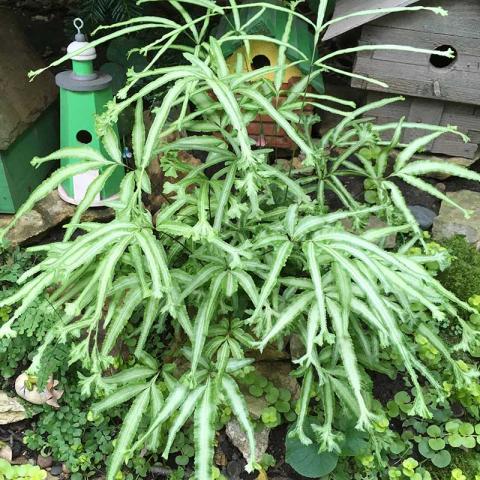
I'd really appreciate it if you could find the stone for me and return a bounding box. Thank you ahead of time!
[50,464,62,476]
[226,420,270,463]
[0,191,113,246]
[37,455,53,469]
[342,216,397,249]
[214,448,228,467]
[255,361,300,400]
[289,334,305,362]
[408,205,436,230]
[0,443,12,462]
[249,344,290,362]
[0,392,26,425]
[432,190,480,245]
[226,460,244,480]
[0,8,57,150]
[244,394,268,420]
[11,456,28,465]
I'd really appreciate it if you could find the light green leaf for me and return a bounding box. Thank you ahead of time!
[107,387,150,480]
[92,384,150,414]
[162,385,205,458]
[194,379,217,480]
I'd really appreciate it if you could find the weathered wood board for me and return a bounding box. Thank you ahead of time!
[322,0,418,41]
[351,0,480,106]
[365,91,480,158]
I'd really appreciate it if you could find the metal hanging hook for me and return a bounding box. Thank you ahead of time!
[73,18,84,35]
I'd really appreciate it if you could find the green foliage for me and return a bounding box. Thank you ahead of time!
[23,383,122,476]
[0,249,53,384]
[3,1,480,479]
[0,460,46,480]
[437,235,480,302]
[286,435,338,478]
[74,0,143,31]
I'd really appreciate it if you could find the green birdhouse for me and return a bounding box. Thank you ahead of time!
[0,8,59,214]
[55,18,124,206]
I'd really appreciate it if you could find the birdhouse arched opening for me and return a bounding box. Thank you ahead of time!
[430,45,458,69]
[76,129,93,144]
[251,54,271,70]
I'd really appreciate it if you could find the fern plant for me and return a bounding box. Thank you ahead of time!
[75,0,144,30]
[2,1,480,479]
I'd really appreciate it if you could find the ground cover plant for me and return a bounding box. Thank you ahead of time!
[2,1,480,479]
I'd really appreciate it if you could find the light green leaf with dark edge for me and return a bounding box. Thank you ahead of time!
[190,273,226,377]
[147,383,164,451]
[92,384,150,414]
[103,367,157,385]
[162,385,206,458]
[222,375,256,471]
[194,379,217,480]
[107,387,150,480]
[132,98,145,168]
[250,241,293,321]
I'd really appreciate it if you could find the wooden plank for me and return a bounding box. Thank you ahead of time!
[361,24,480,57]
[352,55,480,105]
[362,25,480,57]
[468,131,480,144]
[371,0,480,39]
[322,0,418,40]
[403,98,444,146]
[360,26,480,74]
[430,139,478,158]
[366,92,480,158]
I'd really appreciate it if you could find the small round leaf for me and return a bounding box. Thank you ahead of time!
[431,450,451,468]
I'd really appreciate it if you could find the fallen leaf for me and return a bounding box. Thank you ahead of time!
[15,373,63,408]
[257,469,268,480]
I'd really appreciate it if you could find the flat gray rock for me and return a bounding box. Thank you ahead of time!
[0,191,113,246]
[226,420,270,463]
[0,392,26,425]
[409,205,436,230]
[0,8,57,150]
[432,190,480,245]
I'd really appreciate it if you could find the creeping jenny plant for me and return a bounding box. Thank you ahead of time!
[2,1,480,479]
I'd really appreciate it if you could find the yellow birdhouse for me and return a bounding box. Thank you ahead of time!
[215,3,324,149]
[226,40,303,85]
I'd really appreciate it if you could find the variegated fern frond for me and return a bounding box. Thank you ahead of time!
[3,2,480,480]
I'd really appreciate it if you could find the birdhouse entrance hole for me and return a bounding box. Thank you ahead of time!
[251,54,271,70]
[76,130,93,144]
[430,45,457,69]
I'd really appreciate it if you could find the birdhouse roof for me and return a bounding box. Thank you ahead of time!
[322,0,419,41]
[0,8,57,151]
[214,3,324,92]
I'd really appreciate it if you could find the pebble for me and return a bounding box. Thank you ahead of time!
[408,205,437,230]
[436,182,447,192]
[37,455,53,469]
[226,460,244,479]
[50,464,62,476]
